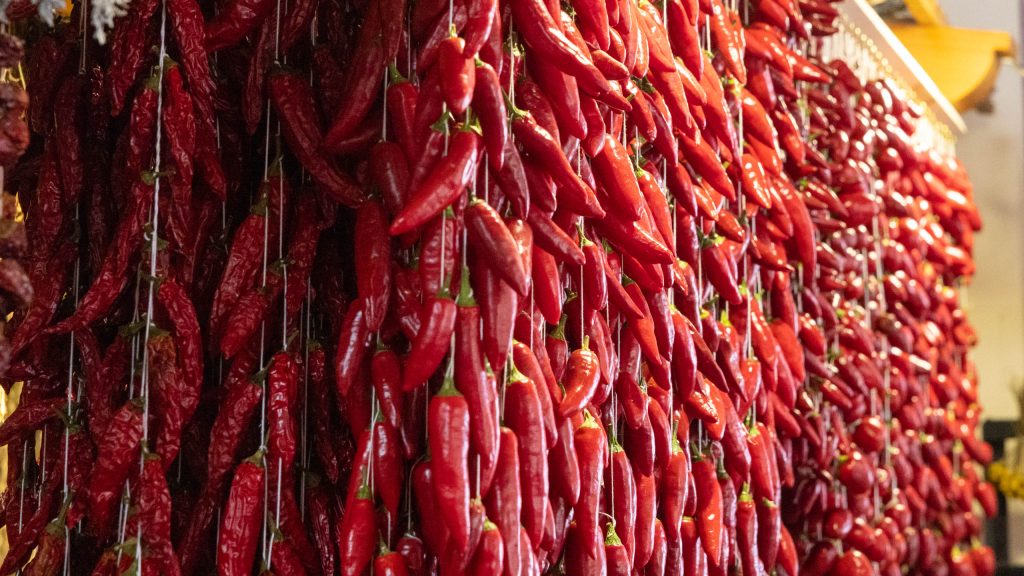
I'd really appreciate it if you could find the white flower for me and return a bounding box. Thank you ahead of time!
[90,0,133,44]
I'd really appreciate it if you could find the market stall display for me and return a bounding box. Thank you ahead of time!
[0,0,996,574]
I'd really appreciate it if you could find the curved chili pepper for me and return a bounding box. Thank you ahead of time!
[86,399,143,537]
[510,343,557,448]
[335,298,372,397]
[472,62,508,170]
[511,113,605,218]
[391,130,481,235]
[466,199,530,296]
[599,212,674,264]
[0,397,63,447]
[402,289,457,390]
[323,0,406,148]
[591,133,645,220]
[269,69,364,206]
[526,209,586,265]
[206,377,263,495]
[355,199,393,331]
[531,57,587,142]
[22,515,65,575]
[509,0,624,107]
[203,0,273,51]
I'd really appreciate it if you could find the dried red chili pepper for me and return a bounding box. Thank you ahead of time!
[335,298,372,398]
[206,371,264,492]
[107,0,159,114]
[439,36,476,115]
[217,451,265,575]
[85,399,143,537]
[269,69,365,206]
[22,513,65,575]
[324,0,406,148]
[354,199,393,331]
[267,352,298,475]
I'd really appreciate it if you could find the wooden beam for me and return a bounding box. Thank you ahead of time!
[889,24,1015,111]
[904,0,947,25]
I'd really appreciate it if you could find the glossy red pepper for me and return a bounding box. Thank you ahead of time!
[402,291,458,390]
[391,130,481,235]
[428,374,472,553]
[484,428,523,575]
[505,368,549,546]
[338,482,378,576]
[440,36,476,114]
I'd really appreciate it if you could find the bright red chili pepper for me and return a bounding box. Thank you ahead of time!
[466,198,530,296]
[472,62,508,170]
[484,428,522,575]
[510,0,625,108]
[390,130,481,235]
[440,36,476,115]
[693,450,723,562]
[505,367,549,546]
[402,291,457,391]
[558,336,602,418]
[428,374,472,553]
[609,439,638,566]
[338,482,378,576]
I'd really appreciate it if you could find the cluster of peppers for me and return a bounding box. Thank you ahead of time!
[0,0,997,574]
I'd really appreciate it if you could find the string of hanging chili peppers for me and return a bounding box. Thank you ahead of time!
[0,0,998,575]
